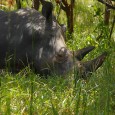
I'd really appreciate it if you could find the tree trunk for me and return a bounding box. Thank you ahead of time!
[70,0,74,33]
[16,0,21,9]
[104,5,110,25]
[55,0,74,34]
[66,5,73,34]
[32,0,40,10]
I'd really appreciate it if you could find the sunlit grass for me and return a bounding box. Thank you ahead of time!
[0,53,115,114]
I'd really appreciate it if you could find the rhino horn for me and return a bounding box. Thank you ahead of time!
[81,52,107,78]
[75,46,95,61]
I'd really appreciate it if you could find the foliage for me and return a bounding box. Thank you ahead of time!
[0,0,115,114]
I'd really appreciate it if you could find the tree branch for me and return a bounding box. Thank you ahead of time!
[98,0,115,10]
[60,4,66,11]
[62,0,69,7]
[55,0,68,11]
[109,15,115,39]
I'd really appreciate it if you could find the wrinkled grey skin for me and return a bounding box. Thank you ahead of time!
[0,2,107,78]
[0,7,73,75]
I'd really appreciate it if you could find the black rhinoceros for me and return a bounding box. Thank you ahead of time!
[0,1,107,78]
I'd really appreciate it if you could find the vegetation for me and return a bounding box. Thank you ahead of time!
[0,0,115,114]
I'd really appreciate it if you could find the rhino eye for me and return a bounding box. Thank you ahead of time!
[55,47,69,63]
[56,52,65,60]
[56,55,67,63]
[57,53,63,58]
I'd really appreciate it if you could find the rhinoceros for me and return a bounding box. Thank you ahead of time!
[0,1,107,78]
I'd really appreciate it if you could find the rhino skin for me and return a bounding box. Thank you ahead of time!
[0,1,107,78]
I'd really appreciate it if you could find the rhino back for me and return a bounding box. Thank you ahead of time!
[0,9,46,56]
[0,9,47,67]
[0,8,46,46]
[0,8,67,73]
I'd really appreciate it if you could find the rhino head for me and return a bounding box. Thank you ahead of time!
[51,45,107,78]
[38,1,107,78]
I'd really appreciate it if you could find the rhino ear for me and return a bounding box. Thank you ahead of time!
[81,52,107,78]
[75,46,95,61]
[42,1,53,21]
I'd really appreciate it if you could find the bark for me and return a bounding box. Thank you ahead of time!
[55,0,75,34]
[16,0,21,9]
[98,0,115,25]
[98,0,115,10]
[104,5,110,25]
[32,0,40,10]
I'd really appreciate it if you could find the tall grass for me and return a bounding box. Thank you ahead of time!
[0,0,115,114]
[1,60,115,114]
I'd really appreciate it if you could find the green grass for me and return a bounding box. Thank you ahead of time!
[0,0,115,114]
[0,57,115,114]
